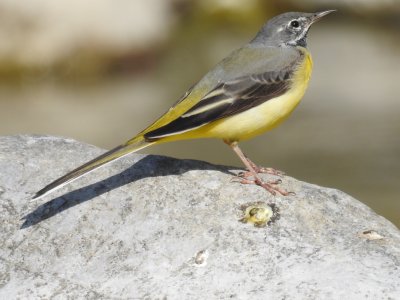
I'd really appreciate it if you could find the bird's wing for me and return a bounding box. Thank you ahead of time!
[132,46,295,139]
[144,67,294,140]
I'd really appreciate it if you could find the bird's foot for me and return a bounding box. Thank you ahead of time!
[238,167,284,178]
[244,158,285,177]
[226,141,290,196]
[233,176,293,196]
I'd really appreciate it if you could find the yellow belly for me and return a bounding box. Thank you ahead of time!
[161,48,313,143]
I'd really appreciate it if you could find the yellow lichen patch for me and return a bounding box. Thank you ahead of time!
[239,202,279,227]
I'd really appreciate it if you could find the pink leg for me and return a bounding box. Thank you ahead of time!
[237,153,285,178]
[244,155,285,176]
[226,141,291,196]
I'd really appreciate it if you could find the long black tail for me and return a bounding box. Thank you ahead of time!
[32,136,152,199]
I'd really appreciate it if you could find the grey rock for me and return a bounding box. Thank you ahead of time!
[0,135,399,299]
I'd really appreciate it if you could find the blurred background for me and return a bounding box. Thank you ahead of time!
[0,0,398,227]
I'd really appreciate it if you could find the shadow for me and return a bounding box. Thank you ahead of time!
[21,155,234,229]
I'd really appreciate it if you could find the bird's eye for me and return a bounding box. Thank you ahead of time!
[290,20,300,28]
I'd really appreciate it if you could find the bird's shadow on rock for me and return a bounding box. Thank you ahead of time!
[21,155,235,229]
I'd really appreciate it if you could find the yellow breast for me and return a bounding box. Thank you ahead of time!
[203,48,313,141]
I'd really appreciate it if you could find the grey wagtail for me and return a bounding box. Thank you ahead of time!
[33,10,335,199]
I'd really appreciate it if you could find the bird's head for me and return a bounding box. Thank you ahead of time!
[253,10,335,47]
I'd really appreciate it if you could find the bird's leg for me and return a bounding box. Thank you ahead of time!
[241,153,285,177]
[226,141,290,196]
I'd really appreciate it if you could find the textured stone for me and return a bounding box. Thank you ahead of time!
[0,135,399,299]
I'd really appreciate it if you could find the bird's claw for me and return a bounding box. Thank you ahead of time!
[255,179,291,196]
[238,168,285,178]
[234,176,291,196]
[257,167,285,177]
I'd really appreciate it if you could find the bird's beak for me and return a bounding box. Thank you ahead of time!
[310,10,336,24]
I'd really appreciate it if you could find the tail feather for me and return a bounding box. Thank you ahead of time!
[32,136,152,200]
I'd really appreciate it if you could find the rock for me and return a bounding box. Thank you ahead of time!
[0,135,399,299]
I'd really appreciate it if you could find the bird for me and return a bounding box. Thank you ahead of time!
[33,10,335,200]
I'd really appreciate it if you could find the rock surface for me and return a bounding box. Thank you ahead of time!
[0,135,399,299]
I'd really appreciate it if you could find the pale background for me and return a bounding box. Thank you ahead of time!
[0,0,398,227]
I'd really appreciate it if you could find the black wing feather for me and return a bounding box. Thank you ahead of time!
[145,69,293,141]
